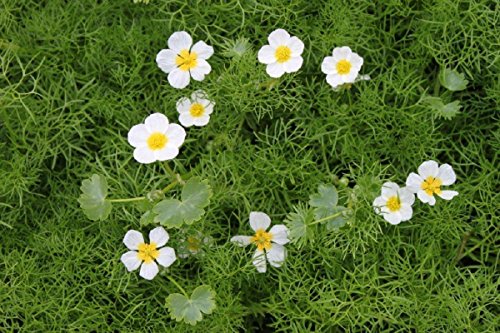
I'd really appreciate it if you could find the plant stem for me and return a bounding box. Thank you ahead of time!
[310,211,344,225]
[163,162,177,179]
[161,179,179,193]
[166,275,188,297]
[108,196,145,203]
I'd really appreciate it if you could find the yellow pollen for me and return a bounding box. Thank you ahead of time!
[175,49,198,71]
[421,176,442,196]
[189,103,205,117]
[147,132,168,150]
[251,228,273,251]
[336,59,352,75]
[275,45,292,63]
[187,236,201,252]
[137,242,159,264]
[386,196,401,212]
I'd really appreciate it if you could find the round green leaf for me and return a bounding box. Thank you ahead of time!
[77,174,112,221]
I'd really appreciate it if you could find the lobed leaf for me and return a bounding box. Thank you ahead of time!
[309,184,338,208]
[77,174,112,221]
[439,68,468,91]
[166,285,216,326]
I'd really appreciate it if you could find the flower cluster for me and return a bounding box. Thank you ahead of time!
[373,160,459,224]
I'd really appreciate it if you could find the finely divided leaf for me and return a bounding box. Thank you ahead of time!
[285,204,315,248]
[166,285,216,326]
[439,68,468,91]
[154,177,212,228]
[78,174,112,221]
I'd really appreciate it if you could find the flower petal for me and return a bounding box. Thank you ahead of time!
[341,70,358,83]
[123,230,144,250]
[179,113,195,127]
[332,46,352,60]
[266,62,285,78]
[406,173,423,193]
[417,190,436,206]
[127,124,149,148]
[203,102,214,115]
[165,123,186,147]
[437,164,456,186]
[286,36,304,56]
[121,251,142,271]
[321,56,337,75]
[381,182,400,199]
[437,190,459,200]
[252,249,267,273]
[156,247,176,268]
[149,227,169,247]
[269,224,289,245]
[133,147,156,164]
[399,204,413,221]
[190,59,211,81]
[399,187,415,205]
[139,261,159,280]
[268,29,290,48]
[191,40,214,59]
[326,74,343,88]
[383,211,402,225]
[154,146,179,161]
[283,56,303,73]
[192,114,210,127]
[168,68,190,89]
[156,49,177,73]
[258,45,276,64]
[266,243,286,268]
[249,212,271,232]
[230,235,252,247]
[167,31,192,53]
[418,160,439,178]
[191,89,207,100]
[348,53,364,70]
[373,196,386,214]
[176,97,191,114]
[145,113,169,133]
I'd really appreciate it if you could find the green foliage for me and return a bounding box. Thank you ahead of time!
[309,184,349,230]
[284,204,315,248]
[77,174,112,221]
[439,68,469,91]
[166,285,216,326]
[154,177,212,228]
[424,96,462,120]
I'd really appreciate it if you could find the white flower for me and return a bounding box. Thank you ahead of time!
[373,182,415,225]
[406,160,458,206]
[230,212,289,273]
[257,29,304,78]
[156,31,214,89]
[127,113,186,164]
[120,227,176,280]
[176,90,215,127]
[321,46,364,88]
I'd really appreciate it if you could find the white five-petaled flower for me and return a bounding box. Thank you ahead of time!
[230,212,289,273]
[120,227,176,280]
[321,46,364,89]
[406,160,458,206]
[176,90,215,127]
[156,31,214,89]
[257,29,304,78]
[373,182,415,225]
[127,113,186,164]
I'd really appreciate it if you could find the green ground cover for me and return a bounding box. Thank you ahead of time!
[0,0,498,331]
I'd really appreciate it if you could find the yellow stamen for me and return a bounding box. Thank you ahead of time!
[275,45,292,63]
[336,59,352,75]
[421,176,442,196]
[386,196,401,212]
[187,236,201,252]
[175,49,198,71]
[137,242,159,264]
[189,103,205,117]
[251,228,273,251]
[147,132,168,150]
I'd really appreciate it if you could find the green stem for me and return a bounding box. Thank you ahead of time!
[108,196,145,203]
[166,275,188,297]
[310,211,344,225]
[163,162,177,179]
[161,179,179,193]
[433,74,441,96]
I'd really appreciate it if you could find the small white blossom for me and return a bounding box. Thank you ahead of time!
[257,29,304,78]
[321,46,364,89]
[176,90,215,127]
[373,182,415,225]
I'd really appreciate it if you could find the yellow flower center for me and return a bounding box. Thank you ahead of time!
[175,49,198,71]
[189,103,205,117]
[251,228,273,251]
[187,236,201,252]
[386,196,401,212]
[147,132,168,150]
[421,176,442,196]
[137,242,159,264]
[336,59,352,75]
[275,45,292,63]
